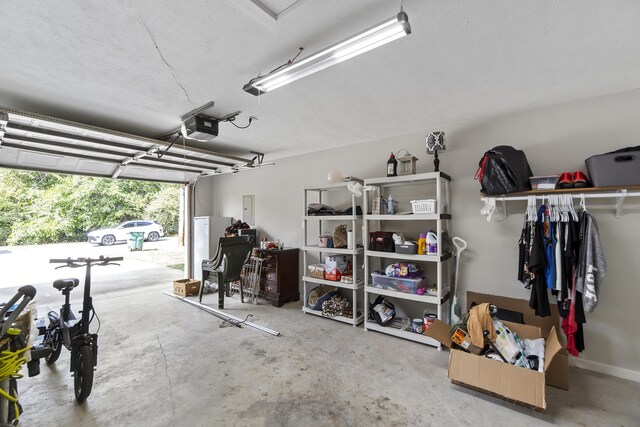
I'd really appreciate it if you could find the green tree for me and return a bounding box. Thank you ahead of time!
[0,170,180,246]
[144,185,180,235]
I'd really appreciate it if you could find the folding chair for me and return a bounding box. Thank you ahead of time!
[240,256,264,304]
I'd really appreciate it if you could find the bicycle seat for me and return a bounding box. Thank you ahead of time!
[53,278,80,291]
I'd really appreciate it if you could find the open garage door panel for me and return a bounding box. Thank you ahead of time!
[0,106,256,183]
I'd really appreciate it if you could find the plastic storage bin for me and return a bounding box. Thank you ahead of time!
[529,175,560,190]
[410,199,436,214]
[585,150,640,187]
[396,242,418,254]
[370,272,427,294]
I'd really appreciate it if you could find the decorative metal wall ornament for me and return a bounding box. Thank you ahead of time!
[426,131,446,172]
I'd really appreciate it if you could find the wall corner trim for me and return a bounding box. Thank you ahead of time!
[569,357,640,383]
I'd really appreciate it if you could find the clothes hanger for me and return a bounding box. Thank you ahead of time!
[580,193,587,212]
[526,195,534,221]
[559,194,567,223]
[549,194,557,222]
[568,194,579,221]
[561,194,569,222]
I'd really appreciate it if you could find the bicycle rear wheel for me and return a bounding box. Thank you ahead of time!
[44,329,62,364]
[74,345,94,403]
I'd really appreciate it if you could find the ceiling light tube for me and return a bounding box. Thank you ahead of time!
[244,11,411,95]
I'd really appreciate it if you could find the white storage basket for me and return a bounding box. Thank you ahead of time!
[410,199,436,214]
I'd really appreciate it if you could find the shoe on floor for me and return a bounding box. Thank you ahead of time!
[573,171,589,188]
[558,172,573,189]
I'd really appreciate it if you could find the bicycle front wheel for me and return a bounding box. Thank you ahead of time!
[74,345,94,403]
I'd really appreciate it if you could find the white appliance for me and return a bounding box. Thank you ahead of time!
[193,216,232,283]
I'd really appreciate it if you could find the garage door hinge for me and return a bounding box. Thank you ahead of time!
[0,112,8,144]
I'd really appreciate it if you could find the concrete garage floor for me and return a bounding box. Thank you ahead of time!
[15,283,640,426]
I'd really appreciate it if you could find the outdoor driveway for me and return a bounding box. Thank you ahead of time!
[0,237,185,306]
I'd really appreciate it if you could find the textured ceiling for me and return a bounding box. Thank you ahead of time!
[2,0,640,164]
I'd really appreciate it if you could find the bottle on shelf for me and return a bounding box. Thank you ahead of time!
[426,231,437,253]
[387,152,397,177]
[417,233,427,255]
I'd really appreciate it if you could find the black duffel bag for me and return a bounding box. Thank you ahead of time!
[474,146,533,195]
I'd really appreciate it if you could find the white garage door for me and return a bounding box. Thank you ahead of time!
[0,106,256,183]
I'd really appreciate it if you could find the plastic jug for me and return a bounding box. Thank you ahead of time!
[426,231,437,254]
[417,233,427,255]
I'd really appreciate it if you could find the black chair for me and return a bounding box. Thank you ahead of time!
[199,236,254,309]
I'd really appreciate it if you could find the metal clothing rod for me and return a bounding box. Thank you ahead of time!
[163,291,280,336]
[481,190,640,202]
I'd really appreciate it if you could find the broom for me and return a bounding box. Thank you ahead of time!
[451,237,467,325]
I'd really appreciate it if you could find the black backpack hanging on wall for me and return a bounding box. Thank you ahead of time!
[474,146,533,195]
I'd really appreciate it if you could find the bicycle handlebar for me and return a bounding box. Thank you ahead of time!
[49,256,124,266]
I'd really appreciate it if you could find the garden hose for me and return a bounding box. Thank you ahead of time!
[0,346,29,402]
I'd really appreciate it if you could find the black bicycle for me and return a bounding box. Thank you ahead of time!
[41,256,122,403]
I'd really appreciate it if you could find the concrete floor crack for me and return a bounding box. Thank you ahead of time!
[156,334,176,420]
[127,0,194,105]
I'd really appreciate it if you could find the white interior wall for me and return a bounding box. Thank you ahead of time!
[197,88,640,375]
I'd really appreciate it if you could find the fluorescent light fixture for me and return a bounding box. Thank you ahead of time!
[243,11,411,95]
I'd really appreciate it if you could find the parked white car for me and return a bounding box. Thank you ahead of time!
[87,220,164,246]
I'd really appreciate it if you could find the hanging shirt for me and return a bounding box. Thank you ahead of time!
[560,219,578,302]
[555,222,563,297]
[542,206,557,289]
[518,220,533,287]
[529,206,551,317]
[576,211,606,312]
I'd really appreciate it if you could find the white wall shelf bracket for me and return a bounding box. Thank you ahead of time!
[615,189,627,219]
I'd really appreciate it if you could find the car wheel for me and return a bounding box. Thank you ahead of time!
[147,231,160,242]
[101,234,116,246]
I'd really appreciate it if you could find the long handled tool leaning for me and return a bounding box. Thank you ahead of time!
[451,237,467,325]
[163,292,280,336]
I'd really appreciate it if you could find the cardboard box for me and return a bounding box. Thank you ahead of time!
[425,292,569,411]
[173,279,200,296]
[427,318,562,411]
[467,291,569,390]
[324,255,352,281]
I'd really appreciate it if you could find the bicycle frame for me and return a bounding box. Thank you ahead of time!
[57,260,95,352]
[44,256,122,403]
